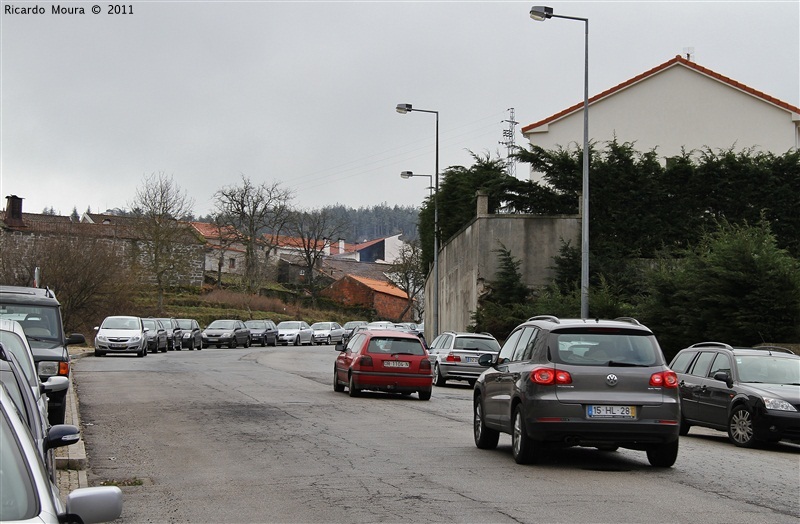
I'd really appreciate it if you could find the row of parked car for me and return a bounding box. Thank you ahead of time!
[329,315,800,468]
[0,315,123,523]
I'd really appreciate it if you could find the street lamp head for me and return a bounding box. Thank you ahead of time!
[395,103,412,114]
[530,5,553,21]
[400,171,413,179]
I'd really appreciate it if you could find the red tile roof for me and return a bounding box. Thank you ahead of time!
[349,275,408,300]
[189,221,239,241]
[521,55,800,134]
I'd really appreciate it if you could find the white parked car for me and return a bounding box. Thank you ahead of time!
[94,316,148,357]
[310,322,345,345]
[276,321,313,346]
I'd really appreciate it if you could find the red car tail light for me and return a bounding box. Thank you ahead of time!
[650,370,678,388]
[359,355,373,367]
[445,353,461,362]
[530,367,572,385]
[419,359,431,370]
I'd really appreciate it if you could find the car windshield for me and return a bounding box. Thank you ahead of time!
[0,331,37,388]
[311,323,330,330]
[344,322,365,329]
[278,322,300,329]
[176,320,193,329]
[366,337,425,355]
[156,319,173,328]
[102,317,139,330]
[244,321,264,329]
[208,320,235,329]
[142,320,158,330]
[454,337,500,352]
[0,305,61,343]
[551,331,660,366]
[736,355,800,384]
[0,410,38,521]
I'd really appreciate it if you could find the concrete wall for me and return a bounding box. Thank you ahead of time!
[423,207,580,339]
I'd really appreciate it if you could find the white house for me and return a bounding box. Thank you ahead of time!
[522,55,800,182]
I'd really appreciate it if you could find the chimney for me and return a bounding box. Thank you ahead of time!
[338,238,345,254]
[323,237,331,256]
[4,195,25,227]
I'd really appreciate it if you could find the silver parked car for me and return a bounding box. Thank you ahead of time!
[311,322,345,345]
[427,331,501,387]
[94,316,148,357]
[473,316,681,467]
[276,321,313,346]
[0,385,123,524]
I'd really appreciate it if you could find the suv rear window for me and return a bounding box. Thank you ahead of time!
[550,330,660,366]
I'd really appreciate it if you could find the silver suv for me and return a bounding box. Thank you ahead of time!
[473,316,681,467]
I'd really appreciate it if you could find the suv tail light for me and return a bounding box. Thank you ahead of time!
[530,367,572,385]
[650,370,678,388]
[445,353,461,362]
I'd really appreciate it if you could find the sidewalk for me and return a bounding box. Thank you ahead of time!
[55,347,92,501]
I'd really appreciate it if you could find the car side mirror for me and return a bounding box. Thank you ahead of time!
[478,353,495,367]
[41,375,69,394]
[45,424,81,451]
[713,371,733,388]
[334,343,345,352]
[67,333,86,345]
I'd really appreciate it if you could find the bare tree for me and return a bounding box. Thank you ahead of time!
[286,208,348,306]
[209,211,240,288]
[386,240,426,321]
[130,172,196,312]
[213,176,293,292]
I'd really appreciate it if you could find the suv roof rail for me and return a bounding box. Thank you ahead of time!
[527,315,560,324]
[752,345,794,354]
[613,317,643,326]
[688,341,733,349]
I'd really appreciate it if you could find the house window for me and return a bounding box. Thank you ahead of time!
[228,258,236,269]
[299,269,305,276]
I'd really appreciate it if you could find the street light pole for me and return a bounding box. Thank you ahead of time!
[400,171,434,198]
[530,6,590,319]
[396,104,439,338]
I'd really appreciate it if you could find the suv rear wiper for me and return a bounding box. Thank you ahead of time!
[606,361,648,367]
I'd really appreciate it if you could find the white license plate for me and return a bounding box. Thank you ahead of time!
[465,357,478,363]
[384,361,410,368]
[111,343,127,349]
[587,405,636,419]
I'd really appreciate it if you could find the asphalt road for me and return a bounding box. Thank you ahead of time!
[73,344,800,523]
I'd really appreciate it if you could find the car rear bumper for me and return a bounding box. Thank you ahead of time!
[438,362,483,380]
[352,370,433,392]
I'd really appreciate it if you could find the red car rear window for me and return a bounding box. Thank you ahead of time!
[367,338,425,356]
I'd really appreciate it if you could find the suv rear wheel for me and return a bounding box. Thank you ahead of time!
[512,405,542,464]
[646,439,679,467]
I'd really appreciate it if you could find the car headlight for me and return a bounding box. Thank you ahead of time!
[96,335,108,343]
[38,361,59,377]
[764,398,797,412]
[223,332,232,337]
[130,335,142,343]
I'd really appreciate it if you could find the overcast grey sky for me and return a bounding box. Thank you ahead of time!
[1,1,798,218]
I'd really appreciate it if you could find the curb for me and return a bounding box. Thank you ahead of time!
[55,348,91,493]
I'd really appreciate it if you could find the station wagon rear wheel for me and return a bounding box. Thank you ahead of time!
[474,397,499,450]
[433,364,446,387]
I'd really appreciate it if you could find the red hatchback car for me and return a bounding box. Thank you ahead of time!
[334,330,433,400]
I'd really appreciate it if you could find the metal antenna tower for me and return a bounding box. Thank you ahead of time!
[499,107,518,177]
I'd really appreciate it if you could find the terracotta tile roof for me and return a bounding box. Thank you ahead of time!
[319,258,393,281]
[349,275,408,300]
[266,234,356,254]
[189,221,239,241]
[521,55,800,134]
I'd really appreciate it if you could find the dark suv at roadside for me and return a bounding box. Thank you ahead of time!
[0,285,86,425]
[670,342,800,448]
[473,316,680,467]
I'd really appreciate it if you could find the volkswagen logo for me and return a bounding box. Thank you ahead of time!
[606,374,619,386]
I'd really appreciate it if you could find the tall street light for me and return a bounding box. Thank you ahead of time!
[400,171,433,197]
[530,5,590,319]
[396,103,439,337]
